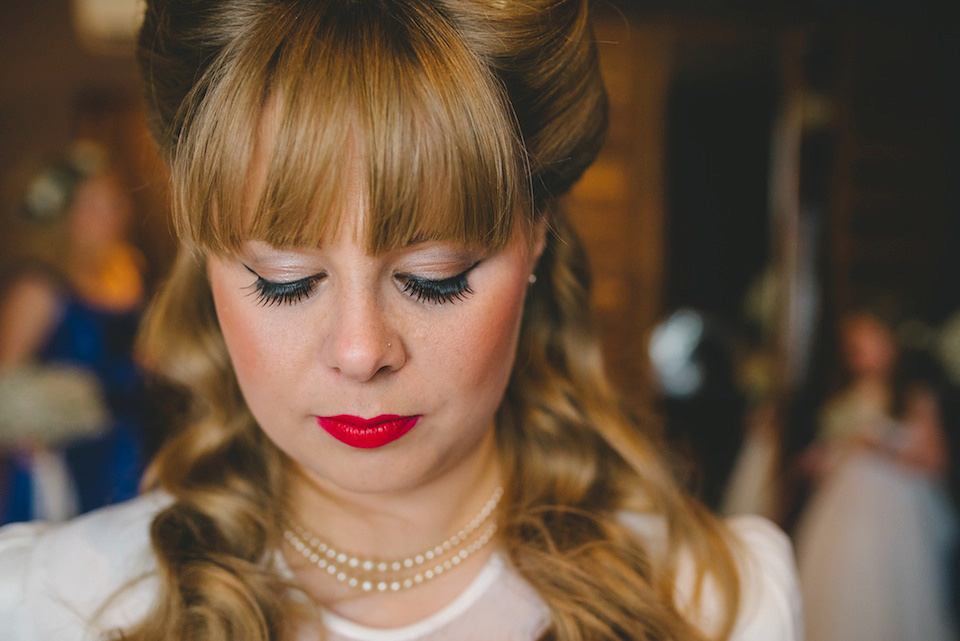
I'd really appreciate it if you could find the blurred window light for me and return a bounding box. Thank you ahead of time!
[648,309,705,398]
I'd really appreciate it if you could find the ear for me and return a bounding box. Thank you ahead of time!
[529,218,548,263]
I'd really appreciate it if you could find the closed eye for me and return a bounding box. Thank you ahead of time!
[395,261,481,305]
[243,265,325,306]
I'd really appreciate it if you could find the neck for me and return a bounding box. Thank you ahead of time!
[281,433,506,625]
[285,438,502,562]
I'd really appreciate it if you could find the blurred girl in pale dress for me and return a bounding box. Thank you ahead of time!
[795,312,957,641]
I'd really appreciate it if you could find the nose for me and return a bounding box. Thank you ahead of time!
[322,289,405,382]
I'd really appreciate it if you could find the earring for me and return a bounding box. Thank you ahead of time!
[528,273,537,285]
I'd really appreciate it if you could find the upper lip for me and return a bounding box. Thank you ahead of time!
[319,414,415,429]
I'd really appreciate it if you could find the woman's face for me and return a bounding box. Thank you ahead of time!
[207,195,541,497]
[67,174,131,255]
[841,314,896,378]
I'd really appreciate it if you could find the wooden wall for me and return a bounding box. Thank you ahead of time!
[568,16,671,409]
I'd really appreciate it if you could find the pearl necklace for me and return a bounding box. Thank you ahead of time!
[284,486,503,593]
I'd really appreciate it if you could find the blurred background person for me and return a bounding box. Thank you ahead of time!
[0,141,148,524]
[793,310,958,641]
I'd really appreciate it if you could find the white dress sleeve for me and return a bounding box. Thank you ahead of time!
[622,511,803,640]
[725,515,804,641]
[0,493,167,641]
[0,521,52,640]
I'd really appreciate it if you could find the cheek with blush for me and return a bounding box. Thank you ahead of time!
[449,273,529,402]
[207,260,303,423]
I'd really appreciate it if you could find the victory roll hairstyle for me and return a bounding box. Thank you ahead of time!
[132,1,740,639]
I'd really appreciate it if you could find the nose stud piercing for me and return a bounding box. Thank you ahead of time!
[387,342,392,347]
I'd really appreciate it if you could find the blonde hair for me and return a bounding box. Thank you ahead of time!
[132,1,740,639]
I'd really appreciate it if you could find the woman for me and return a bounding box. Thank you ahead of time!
[0,141,146,523]
[795,312,957,641]
[0,1,801,639]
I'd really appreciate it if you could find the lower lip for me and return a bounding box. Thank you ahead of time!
[315,414,421,449]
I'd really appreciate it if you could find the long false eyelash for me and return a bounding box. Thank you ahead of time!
[400,275,474,304]
[243,266,324,307]
[242,261,481,307]
[398,262,480,305]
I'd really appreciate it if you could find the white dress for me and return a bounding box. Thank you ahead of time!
[795,451,957,641]
[795,382,958,641]
[0,492,802,640]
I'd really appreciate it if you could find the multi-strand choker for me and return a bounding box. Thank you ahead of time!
[284,486,503,593]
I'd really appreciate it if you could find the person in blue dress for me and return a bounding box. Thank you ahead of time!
[0,141,147,523]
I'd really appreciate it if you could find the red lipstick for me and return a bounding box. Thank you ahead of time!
[316,414,420,448]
